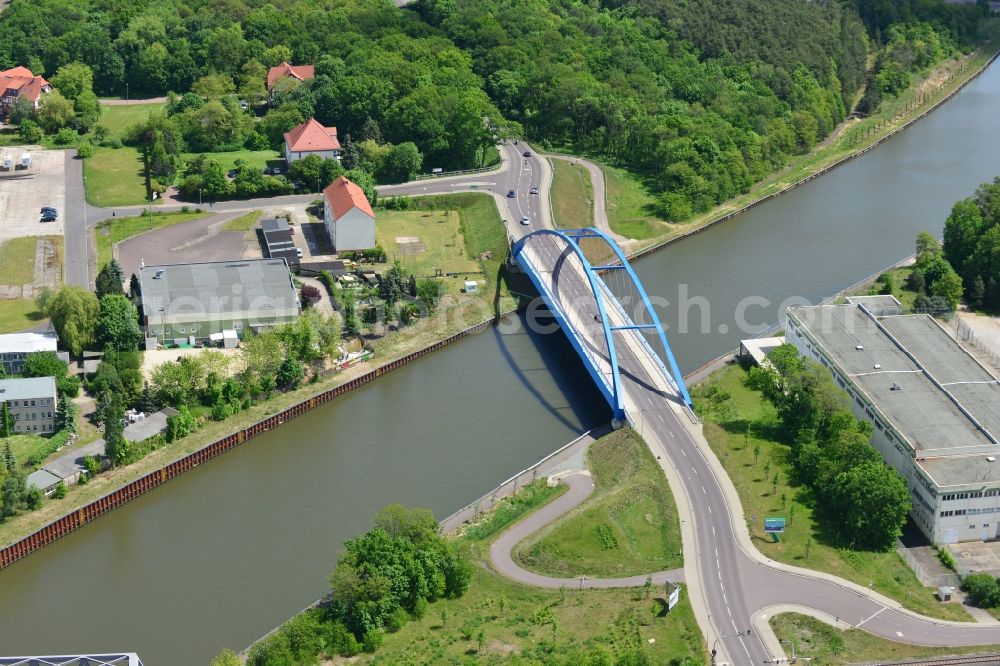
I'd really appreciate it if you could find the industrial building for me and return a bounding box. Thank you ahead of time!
[0,376,58,434]
[786,303,1000,544]
[0,331,66,374]
[138,259,300,345]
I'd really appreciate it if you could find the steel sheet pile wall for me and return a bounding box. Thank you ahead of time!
[0,315,504,571]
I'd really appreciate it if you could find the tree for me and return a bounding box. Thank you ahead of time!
[77,140,95,159]
[276,356,304,388]
[97,294,143,351]
[826,461,910,550]
[95,259,125,299]
[191,73,236,99]
[99,391,129,468]
[3,442,15,472]
[1,473,24,519]
[0,402,13,438]
[380,142,423,183]
[19,119,43,143]
[37,90,76,133]
[378,261,408,309]
[930,267,963,310]
[415,279,444,313]
[55,399,78,433]
[22,352,79,399]
[964,573,1000,608]
[40,286,99,355]
[50,62,94,102]
[915,231,942,268]
[165,406,198,443]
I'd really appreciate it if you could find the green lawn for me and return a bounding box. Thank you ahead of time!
[83,146,147,207]
[375,208,482,292]
[0,236,63,287]
[94,211,209,268]
[515,429,683,578]
[97,101,166,135]
[0,300,45,333]
[181,149,280,174]
[3,433,59,468]
[550,159,593,230]
[771,613,1000,664]
[601,164,671,240]
[693,365,970,622]
[222,210,261,232]
[842,266,922,311]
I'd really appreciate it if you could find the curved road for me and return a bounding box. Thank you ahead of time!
[64,137,1000,663]
[489,471,685,589]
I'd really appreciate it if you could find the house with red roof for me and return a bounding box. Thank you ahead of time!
[0,66,51,119]
[267,62,314,99]
[324,176,376,251]
[283,118,341,163]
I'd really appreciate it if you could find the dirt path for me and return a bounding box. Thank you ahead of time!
[488,471,685,589]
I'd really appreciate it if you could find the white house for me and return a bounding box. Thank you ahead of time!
[323,176,375,252]
[283,118,340,163]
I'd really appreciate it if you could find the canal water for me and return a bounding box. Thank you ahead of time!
[1,60,1000,664]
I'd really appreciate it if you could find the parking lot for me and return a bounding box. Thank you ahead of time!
[0,147,66,244]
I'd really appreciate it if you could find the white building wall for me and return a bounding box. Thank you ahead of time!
[285,147,339,163]
[324,202,375,251]
[785,316,1000,545]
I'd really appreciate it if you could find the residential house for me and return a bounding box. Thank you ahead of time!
[323,176,375,252]
[0,66,51,119]
[0,331,67,375]
[0,376,58,435]
[267,62,314,100]
[137,258,301,344]
[284,118,341,163]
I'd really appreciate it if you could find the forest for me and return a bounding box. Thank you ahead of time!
[0,0,995,216]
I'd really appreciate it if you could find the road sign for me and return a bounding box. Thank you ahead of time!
[764,517,786,534]
[665,581,681,611]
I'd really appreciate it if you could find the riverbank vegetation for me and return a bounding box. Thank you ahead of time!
[944,176,1000,312]
[231,431,703,664]
[693,363,970,622]
[515,428,683,578]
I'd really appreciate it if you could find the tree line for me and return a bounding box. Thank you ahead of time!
[746,344,911,551]
[943,176,1000,310]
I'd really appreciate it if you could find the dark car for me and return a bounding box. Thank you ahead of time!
[227,169,238,179]
[40,213,57,222]
[40,206,57,216]
[522,151,532,158]
[506,190,516,198]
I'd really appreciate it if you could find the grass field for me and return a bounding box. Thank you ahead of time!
[375,208,481,292]
[693,364,971,622]
[181,149,280,174]
[841,265,922,310]
[95,211,209,268]
[515,429,683,578]
[550,159,593,230]
[0,235,63,287]
[83,146,147,207]
[0,235,63,333]
[601,164,671,240]
[222,210,261,232]
[772,613,1000,664]
[98,102,166,135]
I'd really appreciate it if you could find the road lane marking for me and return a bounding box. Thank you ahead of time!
[701,485,707,494]
[855,607,886,628]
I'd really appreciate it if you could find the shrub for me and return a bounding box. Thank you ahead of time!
[52,482,66,499]
[938,546,957,572]
[323,621,360,657]
[362,627,384,653]
[83,455,101,476]
[54,127,78,145]
[385,606,410,633]
[964,573,1000,608]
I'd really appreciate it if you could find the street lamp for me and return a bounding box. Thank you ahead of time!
[125,82,129,102]
[712,629,751,665]
[198,188,202,206]
[776,638,811,664]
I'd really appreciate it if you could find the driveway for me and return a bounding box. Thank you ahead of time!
[115,212,261,278]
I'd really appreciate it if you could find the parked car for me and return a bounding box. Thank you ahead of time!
[529,187,539,195]
[295,247,303,258]
[506,189,516,198]
[238,100,249,111]
[512,139,519,144]
[40,206,57,216]
[520,216,530,225]
[40,213,56,222]
[522,151,532,158]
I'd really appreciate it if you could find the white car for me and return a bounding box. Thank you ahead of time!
[520,216,530,225]
[296,247,303,258]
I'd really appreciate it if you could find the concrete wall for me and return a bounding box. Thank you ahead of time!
[786,316,1000,545]
[324,205,375,251]
[144,311,299,344]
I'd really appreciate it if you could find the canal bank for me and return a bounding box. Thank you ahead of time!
[5,46,1000,666]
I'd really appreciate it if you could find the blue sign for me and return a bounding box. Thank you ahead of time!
[764,517,786,534]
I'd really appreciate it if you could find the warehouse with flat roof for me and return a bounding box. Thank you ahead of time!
[786,303,1000,544]
[138,259,300,345]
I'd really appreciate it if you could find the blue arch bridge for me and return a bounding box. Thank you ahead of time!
[511,228,692,425]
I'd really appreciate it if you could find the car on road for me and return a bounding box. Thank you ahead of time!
[593,313,602,324]
[529,187,539,195]
[506,189,516,198]
[520,216,530,225]
[522,151,532,158]
[296,247,303,258]
[512,139,519,144]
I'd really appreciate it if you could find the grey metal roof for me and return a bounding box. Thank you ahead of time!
[0,332,58,354]
[44,439,105,479]
[26,469,61,491]
[261,217,289,234]
[139,259,299,316]
[0,376,56,401]
[788,304,1000,488]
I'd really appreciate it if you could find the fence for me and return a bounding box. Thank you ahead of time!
[895,540,962,589]
[413,164,500,181]
[954,316,1000,370]
[0,311,516,571]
